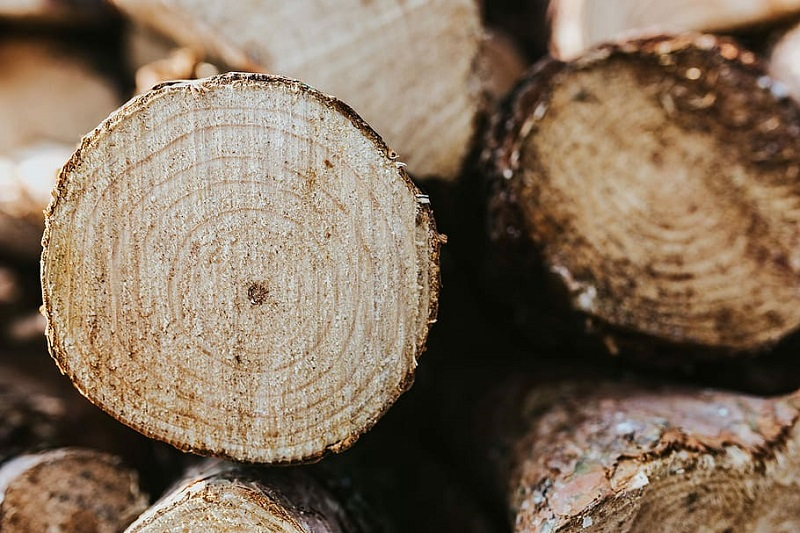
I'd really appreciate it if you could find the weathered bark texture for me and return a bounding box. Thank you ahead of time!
[42,72,442,463]
[484,33,800,356]
[0,38,120,259]
[126,461,363,532]
[769,21,800,103]
[0,448,148,532]
[109,0,486,180]
[549,0,800,60]
[468,378,800,532]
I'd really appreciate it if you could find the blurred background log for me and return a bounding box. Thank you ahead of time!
[0,448,148,532]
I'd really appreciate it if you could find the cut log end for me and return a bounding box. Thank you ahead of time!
[487,34,800,352]
[0,448,148,533]
[127,463,356,532]
[42,72,442,463]
[503,382,800,532]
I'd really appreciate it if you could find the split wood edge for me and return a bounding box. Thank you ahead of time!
[41,72,443,464]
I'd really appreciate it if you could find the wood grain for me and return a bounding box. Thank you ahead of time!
[485,34,800,354]
[42,73,442,463]
[109,0,486,180]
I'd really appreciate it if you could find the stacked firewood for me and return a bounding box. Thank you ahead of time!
[4,1,800,531]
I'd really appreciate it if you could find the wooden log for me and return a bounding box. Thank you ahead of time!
[42,72,443,464]
[108,0,486,181]
[0,448,148,532]
[126,460,365,532]
[458,376,800,532]
[0,142,74,259]
[769,21,800,103]
[483,33,800,356]
[0,38,120,152]
[549,0,800,60]
[0,38,121,260]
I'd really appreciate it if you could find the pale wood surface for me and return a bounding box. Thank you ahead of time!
[0,448,148,532]
[769,22,800,103]
[42,73,442,463]
[127,461,359,532]
[110,0,485,180]
[550,0,800,60]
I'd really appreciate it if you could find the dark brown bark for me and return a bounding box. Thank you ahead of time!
[455,374,800,532]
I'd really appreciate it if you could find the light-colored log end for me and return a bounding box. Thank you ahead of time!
[126,462,356,532]
[42,72,442,463]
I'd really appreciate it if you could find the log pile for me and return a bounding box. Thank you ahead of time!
[5,1,800,531]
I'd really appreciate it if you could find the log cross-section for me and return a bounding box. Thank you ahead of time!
[485,33,800,354]
[41,72,442,464]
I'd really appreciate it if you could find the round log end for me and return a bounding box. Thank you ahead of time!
[0,448,148,532]
[42,72,442,463]
[487,33,800,353]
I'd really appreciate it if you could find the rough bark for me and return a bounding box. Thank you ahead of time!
[484,33,800,356]
[0,38,120,259]
[0,448,148,532]
[108,0,486,180]
[42,72,443,464]
[548,0,800,60]
[126,460,363,532]
[464,377,800,532]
